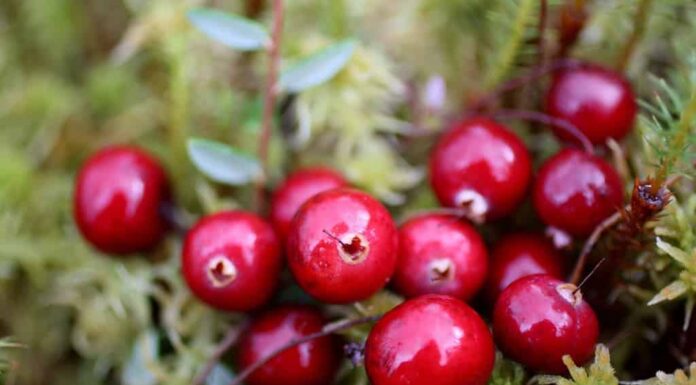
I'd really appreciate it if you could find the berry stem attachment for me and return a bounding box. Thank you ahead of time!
[494,109,594,154]
[255,0,284,211]
[192,325,245,385]
[227,315,380,385]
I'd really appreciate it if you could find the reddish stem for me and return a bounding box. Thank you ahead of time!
[227,315,380,385]
[256,0,284,211]
[470,59,579,112]
[191,325,245,385]
[493,109,594,154]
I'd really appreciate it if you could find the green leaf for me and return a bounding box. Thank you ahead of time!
[648,280,689,305]
[187,138,262,185]
[205,364,235,385]
[279,39,357,92]
[121,330,159,385]
[188,8,269,51]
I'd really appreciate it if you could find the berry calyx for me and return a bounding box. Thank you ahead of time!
[182,211,281,311]
[73,146,170,254]
[493,274,599,374]
[236,306,341,385]
[486,232,565,301]
[287,188,398,303]
[270,167,347,241]
[429,117,532,222]
[393,214,488,301]
[365,294,495,385]
[533,148,624,237]
[546,63,637,144]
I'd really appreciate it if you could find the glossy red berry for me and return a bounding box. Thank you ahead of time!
[546,64,637,144]
[429,117,532,222]
[182,211,281,311]
[287,188,398,303]
[73,146,170,254]
[393,214,488,301]
[236,306,341,385]
[270,167,347,241]
[365,294,495,385]
[486,233,565,301]
[533,148,624,237]
[493,274,599,373]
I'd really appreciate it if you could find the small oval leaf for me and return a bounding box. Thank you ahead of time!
[205,364,235,385]
[279,39,357,93]
[188,8,269,51]
[187,138,262,185]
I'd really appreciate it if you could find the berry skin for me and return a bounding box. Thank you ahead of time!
[287,188,398,303]
[365,294,495,385]
[270,167,347,242]
[236,306,341,385]
[73,146,170,254]
[546,64,637,144]
[182,211,281,311]
[429,117,532,222]
[393,214,488,301]
[493,274,599,374]
[486,233,564,301]
[533,148,624,237]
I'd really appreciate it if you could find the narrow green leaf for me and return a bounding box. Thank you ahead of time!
[279,39,357,93]
[188,8,269,51]
[187,138,262,185]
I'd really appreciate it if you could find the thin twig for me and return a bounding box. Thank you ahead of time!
[471,59,579,111]
[616,0,653,72]
[574,257,606,293]
[228,315,380,385]
[569,211,622,285]
[192,326,245,385]
[493,109,594,154]
[255,0,284,211]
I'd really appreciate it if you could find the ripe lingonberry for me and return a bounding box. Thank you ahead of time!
[493,274,599,374]
[73,146,170,254]
[393,214,488,301]
[486,233,564,301]
[287,188,398,303]
[429,117,532,223]
[236,306,341,385]
[546,63,637,144]
[182,211,281,311]
[270,167,347,242]
[533,148,624,237]
[365,294,495,385]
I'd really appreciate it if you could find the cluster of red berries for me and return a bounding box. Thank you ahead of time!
[72,62,635,385]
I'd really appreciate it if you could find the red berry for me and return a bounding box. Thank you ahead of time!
[493,274,599,373]
[270,167,347,242]
[287,188,398,303]
[546,64,637,144]
[365,294,495,385]
[236,306,341,385]
[486,233,565,301]
[182,211,281,311]
[533,148,624,237]
[73,146,170,254]
[393,214,488,301]
[429,117,532,222]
